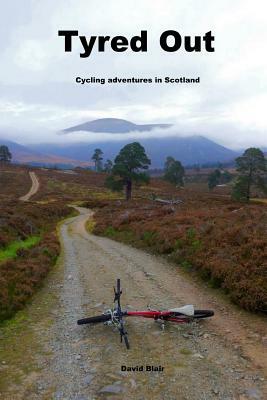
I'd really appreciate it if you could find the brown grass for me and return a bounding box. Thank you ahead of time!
[0,165,74,321]
[92,181,267,312]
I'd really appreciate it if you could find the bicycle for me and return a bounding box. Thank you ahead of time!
[77,279,214,349]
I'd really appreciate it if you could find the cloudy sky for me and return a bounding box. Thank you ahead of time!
[0,0,267,149]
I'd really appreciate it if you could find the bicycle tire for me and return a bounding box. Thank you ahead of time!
[124,335,130,349]
[77,314,111,325]
[117,278,120,294]
[193,310,214,319]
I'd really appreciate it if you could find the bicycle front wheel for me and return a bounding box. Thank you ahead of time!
[123,335,130,349]
[77,314,111,325]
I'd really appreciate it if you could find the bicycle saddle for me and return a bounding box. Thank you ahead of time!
[169,305,194,316]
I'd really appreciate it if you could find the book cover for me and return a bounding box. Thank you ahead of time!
[0,1,266,399]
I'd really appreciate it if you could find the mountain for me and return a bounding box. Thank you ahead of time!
[30,136,237,168]
[63,118,171,133]
[0,139,92,167]
[59,118,236,166]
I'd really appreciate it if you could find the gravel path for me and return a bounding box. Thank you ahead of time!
[0,208,266,400]
[19,171,39,201]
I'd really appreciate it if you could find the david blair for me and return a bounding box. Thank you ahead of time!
[121,365,164,372]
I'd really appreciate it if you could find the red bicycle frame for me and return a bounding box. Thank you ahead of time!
[125,310,190,324]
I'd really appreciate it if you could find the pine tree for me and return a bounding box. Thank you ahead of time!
[164,156,185,186]
[0,145,12,164]
[105,142,150,200]
[91,148,103,172]
[232,148,266,201]
[208,169,221,190]
[104,159,113,173]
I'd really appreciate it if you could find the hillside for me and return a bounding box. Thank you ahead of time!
[0,139,92,167]
[63,118,171,133]
[30,135,237,167]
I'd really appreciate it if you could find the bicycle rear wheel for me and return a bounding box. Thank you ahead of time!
[77,314,111,325]
[193,310,214,319]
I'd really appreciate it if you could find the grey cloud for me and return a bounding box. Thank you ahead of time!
[0,0,266,150]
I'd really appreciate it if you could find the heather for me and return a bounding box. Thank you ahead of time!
[92,187,267,312]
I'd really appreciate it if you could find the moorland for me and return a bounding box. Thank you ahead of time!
[0,163,266,323]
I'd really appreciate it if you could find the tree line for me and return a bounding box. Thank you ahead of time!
[92,144,266,202]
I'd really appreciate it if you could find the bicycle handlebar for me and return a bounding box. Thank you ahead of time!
[113,279,130,349]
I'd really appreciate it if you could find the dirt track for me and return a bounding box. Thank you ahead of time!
[19,172,39,201]
[0,208,266,400]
